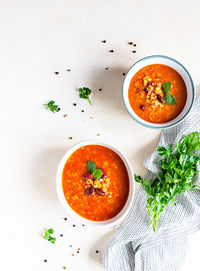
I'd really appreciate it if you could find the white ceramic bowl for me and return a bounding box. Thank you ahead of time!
[123,55,195,129]
[56,140,135,226]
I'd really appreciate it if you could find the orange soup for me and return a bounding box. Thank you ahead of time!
[128,64,187,123]
[62,145,129,221]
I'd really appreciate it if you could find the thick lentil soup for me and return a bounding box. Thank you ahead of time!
[62,145,129,221]
[128,64,187,123]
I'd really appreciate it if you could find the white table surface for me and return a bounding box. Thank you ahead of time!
[1,0,200,270]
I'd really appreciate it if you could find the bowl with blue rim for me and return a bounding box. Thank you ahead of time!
[122,55,195,129]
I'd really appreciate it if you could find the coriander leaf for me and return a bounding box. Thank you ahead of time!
[185,155,200,169]
[92,169,103,179]
[174,168,184,176]
[162,81,172,95]
[134,174,143,183]
[157,146,172,158]
[179,154,189,169]
[165,172,174,183]
[43,228,56,244]
[134,174,152,195]
[142,179,152,195]
[48,228,54,234]
[87,160,96,172]
[183,132,200,153]
[164,94,176,105]
[43,100,60,113]
[78,87,92,105]
[161,81,176,106]
[177,132,200,154]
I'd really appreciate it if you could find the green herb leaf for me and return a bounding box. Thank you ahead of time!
[161,81,176,105]
[47,228,54,234]
[43,100,60,113]
[43,228,56,244]
[164,94,176,105]
[135,132,200,231]
[157,146,172,158]
[92,169,103,179]
[162,81,172,95]
[78,87,92,105]
[181,132,200,153]
[87,160,96,172]
[134,174,143,183]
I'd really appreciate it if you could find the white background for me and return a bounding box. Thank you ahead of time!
[1,0,200,270]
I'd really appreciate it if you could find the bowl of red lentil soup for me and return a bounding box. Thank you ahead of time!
[56,140,135,226]
[123,55,195,129]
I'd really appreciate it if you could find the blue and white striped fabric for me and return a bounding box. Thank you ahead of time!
[103,95,200,271]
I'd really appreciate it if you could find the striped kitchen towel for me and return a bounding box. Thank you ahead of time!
[103,94,200,271]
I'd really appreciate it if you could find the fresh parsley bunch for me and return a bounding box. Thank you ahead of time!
[135,132,200,231]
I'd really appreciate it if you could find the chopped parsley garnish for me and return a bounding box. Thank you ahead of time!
[135,132,200,231]
[161,81,176,105]
[78,87,92,105]
[43,228,56,244]
[43,100,60,113]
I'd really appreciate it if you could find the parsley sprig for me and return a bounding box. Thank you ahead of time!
[43,228,56,244]
[161,82,176,105]
[135,132,200,231]
[78,87,92,105]
[87,160,103,179]
[43,100,60,113]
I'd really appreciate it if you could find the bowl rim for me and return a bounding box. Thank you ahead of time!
[56,139,135,227]
[122,54,195,129]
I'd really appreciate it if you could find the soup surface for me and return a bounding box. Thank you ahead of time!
[128,64,187,123]
[62,145,129,221]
